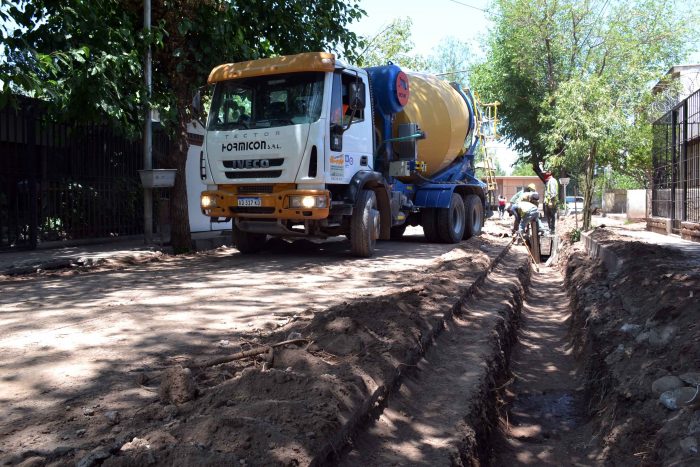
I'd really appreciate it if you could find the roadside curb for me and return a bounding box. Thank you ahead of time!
[0,250,163,277]
[582,231,622,275]
[0,231,232,277]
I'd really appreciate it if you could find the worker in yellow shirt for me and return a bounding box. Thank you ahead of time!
[517,192,546,238]
[508,183,536,234]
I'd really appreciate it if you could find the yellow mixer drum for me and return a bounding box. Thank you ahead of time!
[394,72,472,177]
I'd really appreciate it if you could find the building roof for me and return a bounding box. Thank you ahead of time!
[494,175,542,180]
[652,64,700,93]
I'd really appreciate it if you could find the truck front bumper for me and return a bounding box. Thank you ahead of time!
[200,185,330,221]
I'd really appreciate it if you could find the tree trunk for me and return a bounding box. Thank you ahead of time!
[582,143,597,231]
[167,112,192,254]
[532,161,544,182]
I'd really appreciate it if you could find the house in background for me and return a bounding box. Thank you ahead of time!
[651,64,700,113]
[493,176,545,202]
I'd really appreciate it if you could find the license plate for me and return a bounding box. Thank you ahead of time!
[237,197,261,207]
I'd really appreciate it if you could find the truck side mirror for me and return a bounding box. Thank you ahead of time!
[348,82,365,110]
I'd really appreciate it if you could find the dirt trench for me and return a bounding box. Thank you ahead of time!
[337,246,530,465]
[336,226,699,467]
[332,244,590,467]
[495,227,700,466]
[493,264,590,465]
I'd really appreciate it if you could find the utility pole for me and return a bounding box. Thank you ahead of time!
[143,0,153,243]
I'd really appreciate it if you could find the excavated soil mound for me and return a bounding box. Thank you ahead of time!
[565,227,700,465]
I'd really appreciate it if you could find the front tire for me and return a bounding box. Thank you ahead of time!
[233,225,267,254]
[350,189,379,257]
[463,194,483,239]
[436,193,466,243]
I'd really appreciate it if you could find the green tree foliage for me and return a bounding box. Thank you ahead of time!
[1,1,143,124]
[2,0,364,252]
[470,0,560,179]
[355,17,427,70]
[472,0,697,229]
[511,160,536,176]
[427,36,473,87]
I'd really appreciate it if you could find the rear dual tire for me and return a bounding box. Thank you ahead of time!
[463,194,483,239]
[422,193,483,243]
[436,193,466,243]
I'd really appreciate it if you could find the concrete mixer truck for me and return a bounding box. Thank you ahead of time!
[198,52,489,257]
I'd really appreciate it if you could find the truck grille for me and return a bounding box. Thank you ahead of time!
[225,170,282,179]
[237,185,274,194]
[223,158,284,168]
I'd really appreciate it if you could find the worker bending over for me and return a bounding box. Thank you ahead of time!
[508,183,536,234]
[517,192,546,238]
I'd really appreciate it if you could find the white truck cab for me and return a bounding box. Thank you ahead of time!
[200,53,378,253]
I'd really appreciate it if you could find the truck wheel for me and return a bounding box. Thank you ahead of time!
[463,194,483,239]
[233,225,267,254]
[350,189,379,257]
[436,193,466,243]
[390,224,407,240]
[422,208,441,242]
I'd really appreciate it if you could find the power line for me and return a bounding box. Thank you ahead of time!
[435,69,470,76]
[445,0,490,14]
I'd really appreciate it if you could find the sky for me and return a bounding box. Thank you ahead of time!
[348,0,519,173]
[349,0,492,58]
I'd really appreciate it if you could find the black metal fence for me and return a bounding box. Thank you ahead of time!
[0,98,170,250]
[652,88,700,232]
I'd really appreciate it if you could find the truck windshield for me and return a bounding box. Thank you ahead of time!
[207,72,324,131]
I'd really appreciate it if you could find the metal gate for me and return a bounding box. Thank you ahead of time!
[0,98,170,250]
[652,88,700,232]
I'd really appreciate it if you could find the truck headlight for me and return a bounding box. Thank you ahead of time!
[201,194,216,208]
[289,195,327,209]
[301,196,316,208]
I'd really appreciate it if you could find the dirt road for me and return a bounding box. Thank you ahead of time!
[0,227,489,462]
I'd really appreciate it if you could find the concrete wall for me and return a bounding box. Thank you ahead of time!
[603,190,627,213]
[601,189,647,218]
[626,189,648,219]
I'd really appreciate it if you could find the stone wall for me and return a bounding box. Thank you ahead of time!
[647,217,669,235]
[681,221,700,243]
